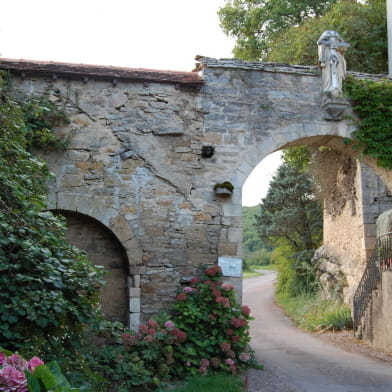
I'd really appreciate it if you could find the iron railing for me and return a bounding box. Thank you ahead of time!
[353,232,392,332]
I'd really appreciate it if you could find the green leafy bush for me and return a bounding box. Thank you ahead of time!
[0,76,104,358]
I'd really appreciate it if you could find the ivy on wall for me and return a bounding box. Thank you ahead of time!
[344,76,392,169]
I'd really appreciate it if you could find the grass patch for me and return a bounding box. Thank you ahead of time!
[275,292,353,332]
[243,264,277,279]
[167,374,243,392]
[257,264,277,271]
[243,269,264,279]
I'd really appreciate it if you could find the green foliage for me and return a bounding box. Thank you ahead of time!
[170,266,257,377]
[27,361,79,392]
[276,292,353,332]
[218,0,338,60]
[243,206,269,253]
[255,161,322,252]
[170,374,243,392]
[282,146,311,172]
[242,206,271,270]
[243,249,271,270]
[344,76,392,169]
[266,0,387,74]
[0,77,104,358]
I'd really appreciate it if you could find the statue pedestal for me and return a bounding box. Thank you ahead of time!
[321,97,350,121]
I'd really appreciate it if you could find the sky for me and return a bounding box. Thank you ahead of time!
[0,0,281,206]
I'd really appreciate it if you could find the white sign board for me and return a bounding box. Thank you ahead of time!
[218,257,242,278]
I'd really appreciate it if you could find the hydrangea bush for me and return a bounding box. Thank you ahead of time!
[81,265,257,390]
[170,265,256,376]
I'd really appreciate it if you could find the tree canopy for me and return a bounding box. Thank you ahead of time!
[255,161,322,252]
[219,0,387,74]
[219,0,338,60]
[267,0,387,73]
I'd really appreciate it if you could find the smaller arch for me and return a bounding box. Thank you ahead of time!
[51,209,130,325]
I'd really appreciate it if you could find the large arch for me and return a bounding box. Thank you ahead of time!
[224,123,392,305]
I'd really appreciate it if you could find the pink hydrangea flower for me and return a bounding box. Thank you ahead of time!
[4,354,28,372]
[0,366,27,392]
[220,342,231,352]
[222,283,234,291]
[139,324,149,335]
[147,319,159,329]
[242,305,251,316]
[183,286,193,293]
[239,352,251,362]
[164,321,175,329]
[225,358,235,366]
[28,357,44,373]
[176,293,187,301]
[205,265,221,277]
[232,335,240,343]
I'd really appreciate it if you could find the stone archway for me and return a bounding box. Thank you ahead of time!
[232,131,392,305]
[54,210,129,324]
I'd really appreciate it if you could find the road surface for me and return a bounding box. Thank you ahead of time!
[243,270,392,392]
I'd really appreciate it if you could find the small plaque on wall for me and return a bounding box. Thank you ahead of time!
[218,257,242,278]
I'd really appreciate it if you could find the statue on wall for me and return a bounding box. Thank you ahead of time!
[317,30,350,99]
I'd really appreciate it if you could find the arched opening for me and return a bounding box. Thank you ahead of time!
[240,138,392,305]
[53,210,129,324]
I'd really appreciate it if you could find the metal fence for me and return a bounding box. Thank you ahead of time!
[353,232,392,332]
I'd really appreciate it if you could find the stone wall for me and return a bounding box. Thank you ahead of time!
[321,162,392,303]
[3,57,390,329]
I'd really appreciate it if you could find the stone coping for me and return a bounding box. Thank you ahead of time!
[195,56,390,81]
[0,58,204,87]
[195,55,319,76]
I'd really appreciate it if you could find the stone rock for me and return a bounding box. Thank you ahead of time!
[312,245,348,301]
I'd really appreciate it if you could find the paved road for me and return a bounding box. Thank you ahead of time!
[243,270,392,392]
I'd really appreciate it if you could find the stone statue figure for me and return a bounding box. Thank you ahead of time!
[317,30,350,98]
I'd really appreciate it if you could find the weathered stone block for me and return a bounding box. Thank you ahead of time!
[129,297,141,313]
[129,312,141,331]
[61,174,84,187]
[129,266,146,275]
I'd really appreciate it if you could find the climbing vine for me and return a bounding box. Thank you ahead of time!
[344,76,392,169]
